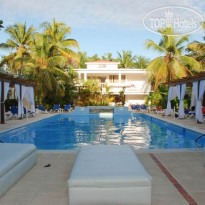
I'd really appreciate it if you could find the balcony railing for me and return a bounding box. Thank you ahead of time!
[102,86,151,94]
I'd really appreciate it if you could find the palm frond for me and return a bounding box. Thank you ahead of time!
[146,40,165,53]
[179,56,201,72]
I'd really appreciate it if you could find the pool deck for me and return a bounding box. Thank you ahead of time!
[0,112,205,205]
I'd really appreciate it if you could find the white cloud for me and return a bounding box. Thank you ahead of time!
[1,0,205,30]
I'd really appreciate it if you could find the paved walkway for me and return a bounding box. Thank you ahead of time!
[0,112,205,204]
[149,112,205,134]
[0,151,204,205]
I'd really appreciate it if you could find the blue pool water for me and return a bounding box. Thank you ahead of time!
[0,114,204,150]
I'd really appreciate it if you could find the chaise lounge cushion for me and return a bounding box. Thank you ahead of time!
[69,145,151,188]
[0,143,36,177]
[0,143,37,198]
[68,145,152,205]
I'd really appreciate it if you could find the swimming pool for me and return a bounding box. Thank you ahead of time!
[0,114,203,150]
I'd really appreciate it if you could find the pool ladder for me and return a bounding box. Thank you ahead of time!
[195,133,205,148]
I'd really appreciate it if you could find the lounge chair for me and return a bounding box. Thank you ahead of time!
[10,106,18,118]
[5,112,12,120]
[184,109,195,119]
[131,104,141,111]
[53,104,62,112]
[0,143,37,197]
[140,104,148,113]
[37,105,48,114]
[23,107,35,117]
[68,145,152,205]
[64,104,71,112]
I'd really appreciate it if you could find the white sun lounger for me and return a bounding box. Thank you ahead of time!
[68,145,152,205]
[0,143,37,197]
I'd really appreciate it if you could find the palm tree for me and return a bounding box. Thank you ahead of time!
[0,20,3,30]
[102,52,113,61]
[134,55,150,68]
[23,33,70,101]
[103,84,114,105]
[0,23,35,75]
[83,79,101,105]
[187,22,205,69]
[146,27,201,91]
[89,54,100,61]
[117,50,136,68]
[41,19,79,65]
[78,51,88,68]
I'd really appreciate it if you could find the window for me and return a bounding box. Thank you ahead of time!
[109,75,118,83]
[121,75,126,83]
[100,77,106,83]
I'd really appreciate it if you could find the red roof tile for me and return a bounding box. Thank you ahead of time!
[85,60,119,64]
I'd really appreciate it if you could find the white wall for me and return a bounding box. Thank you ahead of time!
[86,63,118,70]
[125,73,148,81]
[125,95,147,106]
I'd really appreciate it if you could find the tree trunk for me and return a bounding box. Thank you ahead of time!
[165,53,172,84]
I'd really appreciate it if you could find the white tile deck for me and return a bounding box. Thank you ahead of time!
[0,151,204,205]
[0,112,205,204]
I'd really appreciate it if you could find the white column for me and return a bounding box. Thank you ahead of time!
[84,72,87,81]
[106,75,109,83]
[119,73,121,83]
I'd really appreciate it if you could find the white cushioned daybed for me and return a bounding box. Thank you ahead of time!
[0,143,37,197]
[68,145,152,205]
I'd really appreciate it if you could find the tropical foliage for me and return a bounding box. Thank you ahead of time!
[0,20,4,30]
[41,19,79,64]
[77,79,123,106]
[134,55,150,68]
[186,22,205,69]
[144,85,168,108]
[117,50,136,68]
[102,52,113,61]
[0,20,79,107]
[0,23,35,75]
[146,27,201,91]
[77,50,150,69]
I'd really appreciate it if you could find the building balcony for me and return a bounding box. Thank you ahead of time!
[102,85,151,95]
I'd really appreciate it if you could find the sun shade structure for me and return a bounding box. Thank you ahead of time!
[166,71,205,123]
[0,73,37,124]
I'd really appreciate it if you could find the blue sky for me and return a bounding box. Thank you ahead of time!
[0,0,205,60]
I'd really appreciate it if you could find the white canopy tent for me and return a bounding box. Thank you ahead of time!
[0,74,36,124]
[15,84,36,118]
[166,71,205,123]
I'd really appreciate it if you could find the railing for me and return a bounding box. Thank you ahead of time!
[102,87,150,93]
[195,133,205,148]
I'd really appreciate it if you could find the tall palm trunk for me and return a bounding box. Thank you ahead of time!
[164,53,172,84]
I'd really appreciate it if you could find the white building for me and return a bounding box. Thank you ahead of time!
[74,60,151,105]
